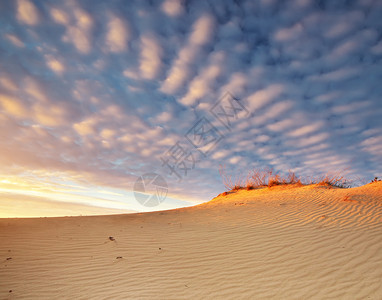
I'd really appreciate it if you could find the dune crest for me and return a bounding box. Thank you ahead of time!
[1,182,381,299]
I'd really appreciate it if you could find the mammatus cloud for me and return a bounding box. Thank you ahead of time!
[0,0,381,216]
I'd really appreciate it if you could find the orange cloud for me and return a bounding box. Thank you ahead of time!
[33,103,69,127]
[5,34,24,47]
[16,0,39,25]
[73,119,96,136]
[0,94,27,118]
[50,7,69,25]
[0,77,17,92]
[45,55,65,74]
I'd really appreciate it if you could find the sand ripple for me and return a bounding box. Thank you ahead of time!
[1,183,381,299]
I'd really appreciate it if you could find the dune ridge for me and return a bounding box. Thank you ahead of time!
[1,182,381,299]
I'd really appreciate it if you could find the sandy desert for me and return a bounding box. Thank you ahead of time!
[2,0,382,299]
[1,182,381,299]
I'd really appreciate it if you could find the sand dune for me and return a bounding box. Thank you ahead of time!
[1,182,381,299]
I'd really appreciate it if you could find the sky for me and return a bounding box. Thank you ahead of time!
[0,0,381,217]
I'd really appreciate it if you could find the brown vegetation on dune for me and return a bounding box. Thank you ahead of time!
[219,165,352,192]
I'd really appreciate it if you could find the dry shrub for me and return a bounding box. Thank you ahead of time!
[268,174,281,187]
[284,171,302,185]
[314,172,352,188]
[219,166,351,192]
[219,165,248,191]
[249,167,274,187]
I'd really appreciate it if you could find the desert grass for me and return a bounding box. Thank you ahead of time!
[219,165,352,192]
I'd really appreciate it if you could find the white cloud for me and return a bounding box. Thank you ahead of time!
[323,11,364,39]
[247,84,285,112]
[65,26,92,53]
[161,14,215,94]
[267,118,295,132]
[160,60,190,94]
[274,23,303,42]
[139,34,162,79]
[179,51,224,106]
[290,132,330,148]
[106,16,129,53]
[219,72,247,98]
[123,69,140,80]
[287,122,324,138]
[211,150,230,160]
[16,0,39,25]
[189,14,215,46]
[253,100,294,126]
[229,156,241,164]
[256,135,270,143]
[308,67,359,82]
[62,8,93,54]
[155,111,172,123]
[161,0,184,17]
[361,136,382,158]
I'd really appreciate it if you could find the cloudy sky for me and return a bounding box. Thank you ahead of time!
[0,0,381,217]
